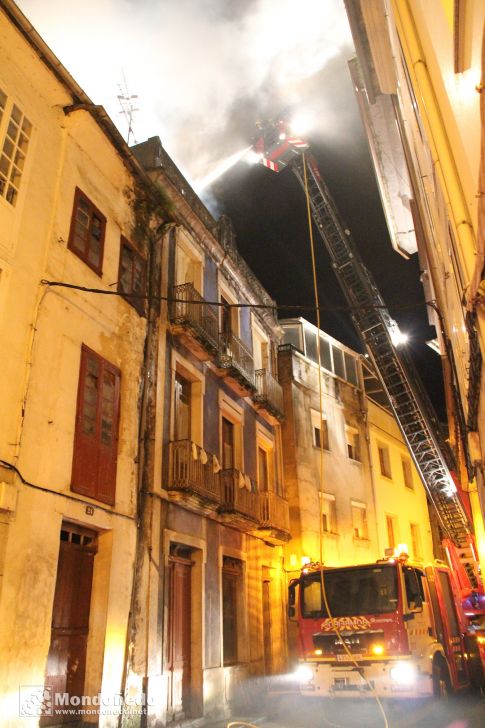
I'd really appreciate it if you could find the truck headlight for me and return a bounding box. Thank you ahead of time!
[389,661,416,685]
[295,665,314,683]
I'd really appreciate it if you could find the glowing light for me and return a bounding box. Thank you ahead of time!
[289,553,298,568]
[290,113,313,136]
[389,321,409,347]
[314,648,323,656]
[389,661,416,685]
[295,665,314,683]
[371,644,384,656]
[195,146,252,190]
[279,132,286,140]
[301,555,311,566]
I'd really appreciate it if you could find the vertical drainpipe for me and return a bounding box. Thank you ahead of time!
[119,215,173,728]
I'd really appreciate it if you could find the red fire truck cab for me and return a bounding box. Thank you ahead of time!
[288,554,484,699]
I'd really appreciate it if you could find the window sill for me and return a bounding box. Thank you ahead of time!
[322,531,339,538]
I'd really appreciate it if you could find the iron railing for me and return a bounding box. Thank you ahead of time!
[170,283,219,353]
[254,368,284,417]
[220,469,259,521]
[259,491,290,533]
[168,439,221,504]
[218,331,255,386]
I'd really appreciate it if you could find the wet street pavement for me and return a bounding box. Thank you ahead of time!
[208,691,485,728]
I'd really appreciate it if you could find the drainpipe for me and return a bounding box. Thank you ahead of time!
[390,0,477,287]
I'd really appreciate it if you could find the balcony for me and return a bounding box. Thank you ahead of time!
[219,469,260,529]
[170,283,219,361]
[253,369,285,423]
[167,440,221,511]
[257,491,291,544]
[216,332,256,397]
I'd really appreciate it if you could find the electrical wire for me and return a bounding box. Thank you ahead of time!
[301,154,390,728]
[40,278,431,314]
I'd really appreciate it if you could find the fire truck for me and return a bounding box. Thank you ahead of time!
[252,118,485,696]
[288,551,484,698]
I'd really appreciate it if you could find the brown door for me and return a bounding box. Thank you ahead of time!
[167,546,193,721]
[221,417,234,470]
[262,572,272,675]
[41,525,97,725]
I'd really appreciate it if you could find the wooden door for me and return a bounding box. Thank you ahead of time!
[221,417,234,470]
[167,548,193,720]
[41,525,97,725]
[262,573,272,675]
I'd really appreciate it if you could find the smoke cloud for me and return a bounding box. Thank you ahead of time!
[18,0,354,187]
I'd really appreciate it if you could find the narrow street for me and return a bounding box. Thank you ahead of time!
[214,692,485,728]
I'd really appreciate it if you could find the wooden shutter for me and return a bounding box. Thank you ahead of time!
[71,345,121,504]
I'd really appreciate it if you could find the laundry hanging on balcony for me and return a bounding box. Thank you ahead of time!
[212,455,221,473]
[200,448,208,464]
[191,442,199,460]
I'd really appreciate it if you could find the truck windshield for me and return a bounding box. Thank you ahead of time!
[301,565,398,617]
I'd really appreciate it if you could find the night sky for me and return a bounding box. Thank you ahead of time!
[211,80,446,419]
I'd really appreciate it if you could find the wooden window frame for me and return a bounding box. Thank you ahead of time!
[118,236,147,315]
[68,187,106,275]
[321,492,337,534]
[378,443,392,479]
[71,344,121,505]
[351,500,368,540]
[402,456,414,490]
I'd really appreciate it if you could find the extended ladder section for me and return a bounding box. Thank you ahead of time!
[291,154,472,549]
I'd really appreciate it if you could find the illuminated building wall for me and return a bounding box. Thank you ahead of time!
[279,318,434,647]
[344,0,485,570]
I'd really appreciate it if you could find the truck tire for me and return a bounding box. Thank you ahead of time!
[432,657,451,699]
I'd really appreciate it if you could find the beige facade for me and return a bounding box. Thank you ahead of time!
[0,2,157,726]
[279,317,434,583]
[344,0,485,568]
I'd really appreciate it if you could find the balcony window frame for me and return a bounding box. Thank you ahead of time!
[68,187,106,276]
[219,391,244,473]
[0,90,32,208]
[170,351,204,447]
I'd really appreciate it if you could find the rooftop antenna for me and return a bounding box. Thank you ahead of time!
[117,71,139,146]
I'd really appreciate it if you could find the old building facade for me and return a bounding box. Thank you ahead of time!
[279,318,434,580]
[343,0,485,568]
[0,1,164,725]
[128,137,290,725]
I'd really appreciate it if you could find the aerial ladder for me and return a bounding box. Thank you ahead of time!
[253,119,483,604]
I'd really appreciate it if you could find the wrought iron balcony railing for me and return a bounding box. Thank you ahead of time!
[254,368,284,419]
[168,439,221,504]
[170,283,219,355]
[259,491,290,534]
[219,468,259,522]
[218,331,255,389]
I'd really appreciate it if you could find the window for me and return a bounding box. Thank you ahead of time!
[410,523,422,559]
[386,515,398,549]
[71,345,121,505]
[222,556,243,665]
[345,425,360,461]
[321,493,337,534]
[402,456,414,489]
[311,409,329,450]
[219,392,244,472]
[0,89,32,207]
[118,237,146,314]
[378,444,392,478]
[68,188,106,275]
[351,501,368,539]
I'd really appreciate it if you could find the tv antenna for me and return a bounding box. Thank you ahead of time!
[117,72,139,146]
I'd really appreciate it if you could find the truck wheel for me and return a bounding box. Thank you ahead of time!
[432,658,451,699]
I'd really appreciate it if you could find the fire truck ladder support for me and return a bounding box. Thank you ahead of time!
[292,154,472,553]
